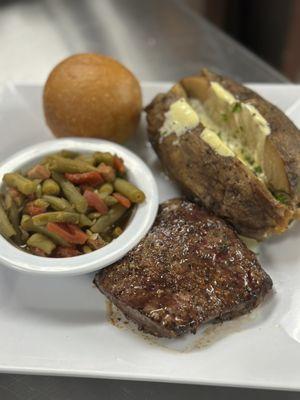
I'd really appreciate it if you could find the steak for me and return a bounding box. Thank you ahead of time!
[94,199,272,338]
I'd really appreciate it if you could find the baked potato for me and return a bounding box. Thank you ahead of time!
[145,69,300,240]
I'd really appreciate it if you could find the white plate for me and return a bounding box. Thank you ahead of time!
[0,82,300,391]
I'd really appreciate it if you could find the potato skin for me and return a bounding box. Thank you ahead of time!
[145,75,296,240]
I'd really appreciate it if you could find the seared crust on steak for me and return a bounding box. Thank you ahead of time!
[94,199,272,338]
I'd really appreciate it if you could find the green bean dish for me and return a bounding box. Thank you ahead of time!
[0,150,145,258]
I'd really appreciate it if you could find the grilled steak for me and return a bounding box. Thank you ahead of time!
[94,199,272,338]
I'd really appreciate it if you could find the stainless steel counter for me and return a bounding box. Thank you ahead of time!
[0,0,286,84]
[0,0,292,399]
[0,374,299,400]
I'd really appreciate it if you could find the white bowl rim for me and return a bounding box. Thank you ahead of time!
[0,138,159,276]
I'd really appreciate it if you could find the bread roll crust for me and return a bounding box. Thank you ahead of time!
[43,53,142,143]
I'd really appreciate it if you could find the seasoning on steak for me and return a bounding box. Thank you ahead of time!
[94,199,272,338]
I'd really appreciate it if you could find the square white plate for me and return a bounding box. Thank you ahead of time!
[0,82,300,391]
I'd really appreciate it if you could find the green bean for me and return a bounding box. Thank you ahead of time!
[42,195,73,212]
[32,211,80,225]
[40,156,49,165]
[0,199,16,238]
[7,188,24,207]
[76,155,95,165]
[112,226,123,238]
[93,152,114,166]
[21,215,69,246]
[48,156,97,173]
[98,183,113,195]
[88,212,102,220]
[114,178,145,203]
[4,173,37,195]
[20,227,29,242]
[58,150,79,159]
[8,199,19,226]
[52,172,88,213]
[87,234,107,249]
[91,204,126,233]
[104,195,118,206]
[4,192,13,209]
[36,183,43,198]
[98,192,107,201]
[4,194,22,240]
[20,215,31,229]
[83,245,92,254]
[101,233,113,243]
[8,200,23,244]
[33,198,49,209]
[27,233,56,255]
[42,179,60,195]
[79,214,93,227]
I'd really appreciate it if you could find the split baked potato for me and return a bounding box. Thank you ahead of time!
[145,69,300,240]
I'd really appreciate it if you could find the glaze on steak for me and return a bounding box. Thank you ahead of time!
[94,199,272,338]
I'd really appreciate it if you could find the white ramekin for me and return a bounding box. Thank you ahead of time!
[0,138,159,276]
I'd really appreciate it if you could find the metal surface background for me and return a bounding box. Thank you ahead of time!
[0,0,292,399]
[0,0,287,84]
[0,375,299,400]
